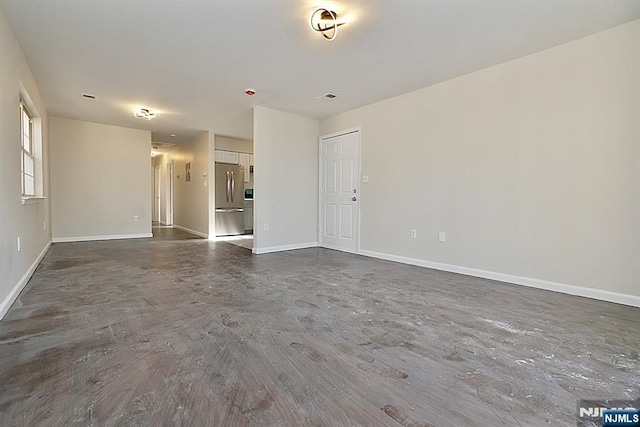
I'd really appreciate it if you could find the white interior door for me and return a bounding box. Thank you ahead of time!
[320,130,360,253]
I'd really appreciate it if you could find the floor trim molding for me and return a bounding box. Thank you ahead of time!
[253,242,318,255]
[52,233,152,243]
[319,243,358,255]
[172,224,208,239]
[359,249,640,308]
[0,241,52,321]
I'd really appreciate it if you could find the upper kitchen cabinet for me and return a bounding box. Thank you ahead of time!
[238,153,250,183]
[214,150,239,165]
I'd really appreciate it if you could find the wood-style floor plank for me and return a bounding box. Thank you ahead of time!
[0,230,638,426]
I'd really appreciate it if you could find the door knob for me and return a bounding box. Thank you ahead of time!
[352,197,357,201]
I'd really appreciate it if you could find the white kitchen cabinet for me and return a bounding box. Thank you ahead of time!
[214,150,239,164]
[238,153,250,182]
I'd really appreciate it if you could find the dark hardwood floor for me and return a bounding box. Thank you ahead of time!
[0,235,638,426]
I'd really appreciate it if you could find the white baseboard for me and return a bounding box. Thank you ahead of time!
[52,233,152,243]
[172,224,208,238]
[253,242,318,255]
[0,241,52,321]
[320,243,359,255]
[358,249,640,308]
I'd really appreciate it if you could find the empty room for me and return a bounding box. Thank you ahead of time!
[0,1,638,426]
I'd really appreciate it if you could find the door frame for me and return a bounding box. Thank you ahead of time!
[318,126,362,254]
[153,165,161,222]
[167,160,174,226]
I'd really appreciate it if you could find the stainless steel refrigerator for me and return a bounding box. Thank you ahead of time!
[215,163,244,236]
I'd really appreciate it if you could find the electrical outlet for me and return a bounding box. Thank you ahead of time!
[439,231,446,242]
[133,216,139,222]
[410,229,417,239]
[263,223,269,231]
[17,237,21,252]
[362,175,369,183]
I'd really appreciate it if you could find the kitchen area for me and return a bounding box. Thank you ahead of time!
[214,137,254,249]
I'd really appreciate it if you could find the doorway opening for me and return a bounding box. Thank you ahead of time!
[213,136,254,251]
[153,165,161,223]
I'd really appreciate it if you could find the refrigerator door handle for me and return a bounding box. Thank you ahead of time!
[230,171,235,203]
[215,208,244,213]
[226,171,230,203]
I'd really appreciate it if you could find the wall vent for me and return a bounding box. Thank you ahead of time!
[318,93,339,99]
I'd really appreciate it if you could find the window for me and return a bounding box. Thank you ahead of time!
[20,103,35,196]
[19,85,44,204]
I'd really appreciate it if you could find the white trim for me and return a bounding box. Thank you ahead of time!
[172,224,208,238]
[321,243,362,254]
[21,196,46,205]
[320,126,361,140]
[0,241,52,321]
[253,242,318,255]
[359,249,640,308]
[52,233,152,243]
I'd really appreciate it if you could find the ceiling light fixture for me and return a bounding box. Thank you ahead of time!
[310,8,344,41]
[133,108,156,120]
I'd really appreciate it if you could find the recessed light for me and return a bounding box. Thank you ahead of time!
[81,93,96,100]
[170,134,176,137]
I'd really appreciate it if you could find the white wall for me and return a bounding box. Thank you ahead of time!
[253,106,319,253]
[320,20,640,303]
[160,132,211,237]
[0,5,51,319]
[49,117,152,241]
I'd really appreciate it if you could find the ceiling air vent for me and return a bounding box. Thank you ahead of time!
[81,93,96,100]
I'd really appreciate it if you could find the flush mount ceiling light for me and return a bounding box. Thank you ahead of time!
[133,108,156,120]
[310,8,344,41]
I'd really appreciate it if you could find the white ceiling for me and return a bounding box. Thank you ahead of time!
[2,0,640,143]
